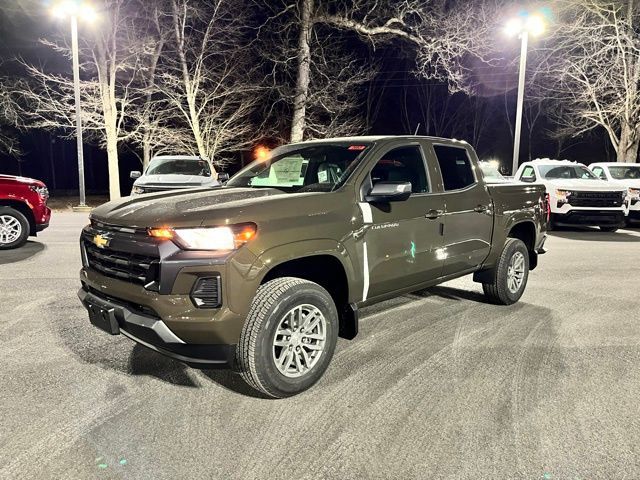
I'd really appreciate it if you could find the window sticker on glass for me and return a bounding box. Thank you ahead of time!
[272,156,305,185]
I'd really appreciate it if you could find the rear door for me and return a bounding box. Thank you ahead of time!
[359,142,445,299]
[429,143,494,276]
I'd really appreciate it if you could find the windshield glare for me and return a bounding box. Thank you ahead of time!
[147,158,211,177]
[227,144,370,192]
[539,165,597,180]
[608,166,640,180]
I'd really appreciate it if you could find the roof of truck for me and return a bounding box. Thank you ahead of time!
[292,135,470,145]
[590,162,640,166]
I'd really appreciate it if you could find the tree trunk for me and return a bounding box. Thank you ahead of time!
[142,133,152,169]
[106,133,120,199]
[290,0,314,142]
[617,124,639,163]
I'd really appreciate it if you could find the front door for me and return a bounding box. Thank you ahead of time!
[360,144,446,300]
[430,143,493,276]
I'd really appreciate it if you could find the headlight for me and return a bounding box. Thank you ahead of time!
[131,186,145,195]
[627,188,639,199]
[29,185,49,199]
[555,189,571,202]
[149,223,257,251]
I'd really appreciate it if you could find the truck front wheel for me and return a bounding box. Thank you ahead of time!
[482,238,530,305]
[236,277,339,398]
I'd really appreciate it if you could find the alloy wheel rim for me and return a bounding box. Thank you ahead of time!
[272,304,327,378]
[0,215,22,245]
[507,251,526,294]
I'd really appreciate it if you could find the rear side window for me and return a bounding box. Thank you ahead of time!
[433,145,475,191]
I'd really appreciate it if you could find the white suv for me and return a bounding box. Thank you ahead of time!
[515,159,627,231]
[590,163,640,224]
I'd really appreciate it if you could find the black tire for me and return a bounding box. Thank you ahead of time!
[482,238,530,305]
[599,226,619,232]
[0,207,30,250]
[236,277,339,398]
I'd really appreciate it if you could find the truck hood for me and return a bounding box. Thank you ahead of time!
[605,178,640,189]
[91,187,289,228]
[0,174,44,186]
[134,174,217,188]
[544,179,626,191]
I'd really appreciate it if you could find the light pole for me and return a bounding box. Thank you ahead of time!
[52,1,97,210]
[505,13,545,175]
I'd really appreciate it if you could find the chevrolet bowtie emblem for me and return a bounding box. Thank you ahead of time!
[93,234,109,249]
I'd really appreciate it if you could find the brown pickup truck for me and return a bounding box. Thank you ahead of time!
[78,136,548,397]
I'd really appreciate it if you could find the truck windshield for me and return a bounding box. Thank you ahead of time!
[539,165,597,180]
[227,143,370,192]
[147,158,211,177]
[608,165,640,180]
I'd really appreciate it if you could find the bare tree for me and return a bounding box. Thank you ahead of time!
[539,0,640,163]
[160,0,260,174]
[0,76,21,157]
[12,0,140,200]
[262,0,502,142]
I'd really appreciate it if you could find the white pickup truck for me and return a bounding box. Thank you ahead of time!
[515,159,627,231]
[590,163,640,224]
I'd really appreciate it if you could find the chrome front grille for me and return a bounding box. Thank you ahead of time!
[83,240,159,286]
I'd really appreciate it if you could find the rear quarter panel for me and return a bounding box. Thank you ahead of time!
[484,182,547,267]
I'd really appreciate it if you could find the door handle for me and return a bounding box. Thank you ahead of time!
[474,204,489,213]
[425,209,444,220]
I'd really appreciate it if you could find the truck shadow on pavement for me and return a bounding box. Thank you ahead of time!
[0,241,45,265]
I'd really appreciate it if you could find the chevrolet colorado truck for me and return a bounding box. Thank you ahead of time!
[78,136,547,398]
[0,174,51,249]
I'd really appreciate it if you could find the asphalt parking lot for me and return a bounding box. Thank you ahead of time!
[1,212,640,479]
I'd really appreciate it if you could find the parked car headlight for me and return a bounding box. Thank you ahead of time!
[627,188,639,199]
[148,223,257,251]
[131,186,145,195]
[555,189,571,202]
[29,185,49,199]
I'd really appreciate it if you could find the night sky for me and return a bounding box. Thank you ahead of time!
[0,1,610,196]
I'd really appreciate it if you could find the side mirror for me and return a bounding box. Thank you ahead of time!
[521,176,536,183]
[365,181,412,203]
[217,172,230,183]
[130,170,142,179]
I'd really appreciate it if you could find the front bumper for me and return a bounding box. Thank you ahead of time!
[551,210,625,226]
[78,287,236,368]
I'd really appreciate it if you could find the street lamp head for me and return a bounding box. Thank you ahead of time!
[504,12,546,37]
[525,14,545,36]
[504,17,524,37]
[51,0,97,22]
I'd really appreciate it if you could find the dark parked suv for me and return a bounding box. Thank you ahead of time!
[0,174,51,249]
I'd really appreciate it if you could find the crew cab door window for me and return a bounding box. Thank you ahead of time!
[431,144,493,275]
[520,165,537,182]
[360,145,444,299]
[370,146,429,193]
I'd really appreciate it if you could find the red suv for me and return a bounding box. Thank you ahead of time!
[0,174,51,249]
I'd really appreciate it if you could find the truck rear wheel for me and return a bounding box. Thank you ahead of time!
[236,277,339,398]
[482,238,529,305]
[0,207,30,250]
